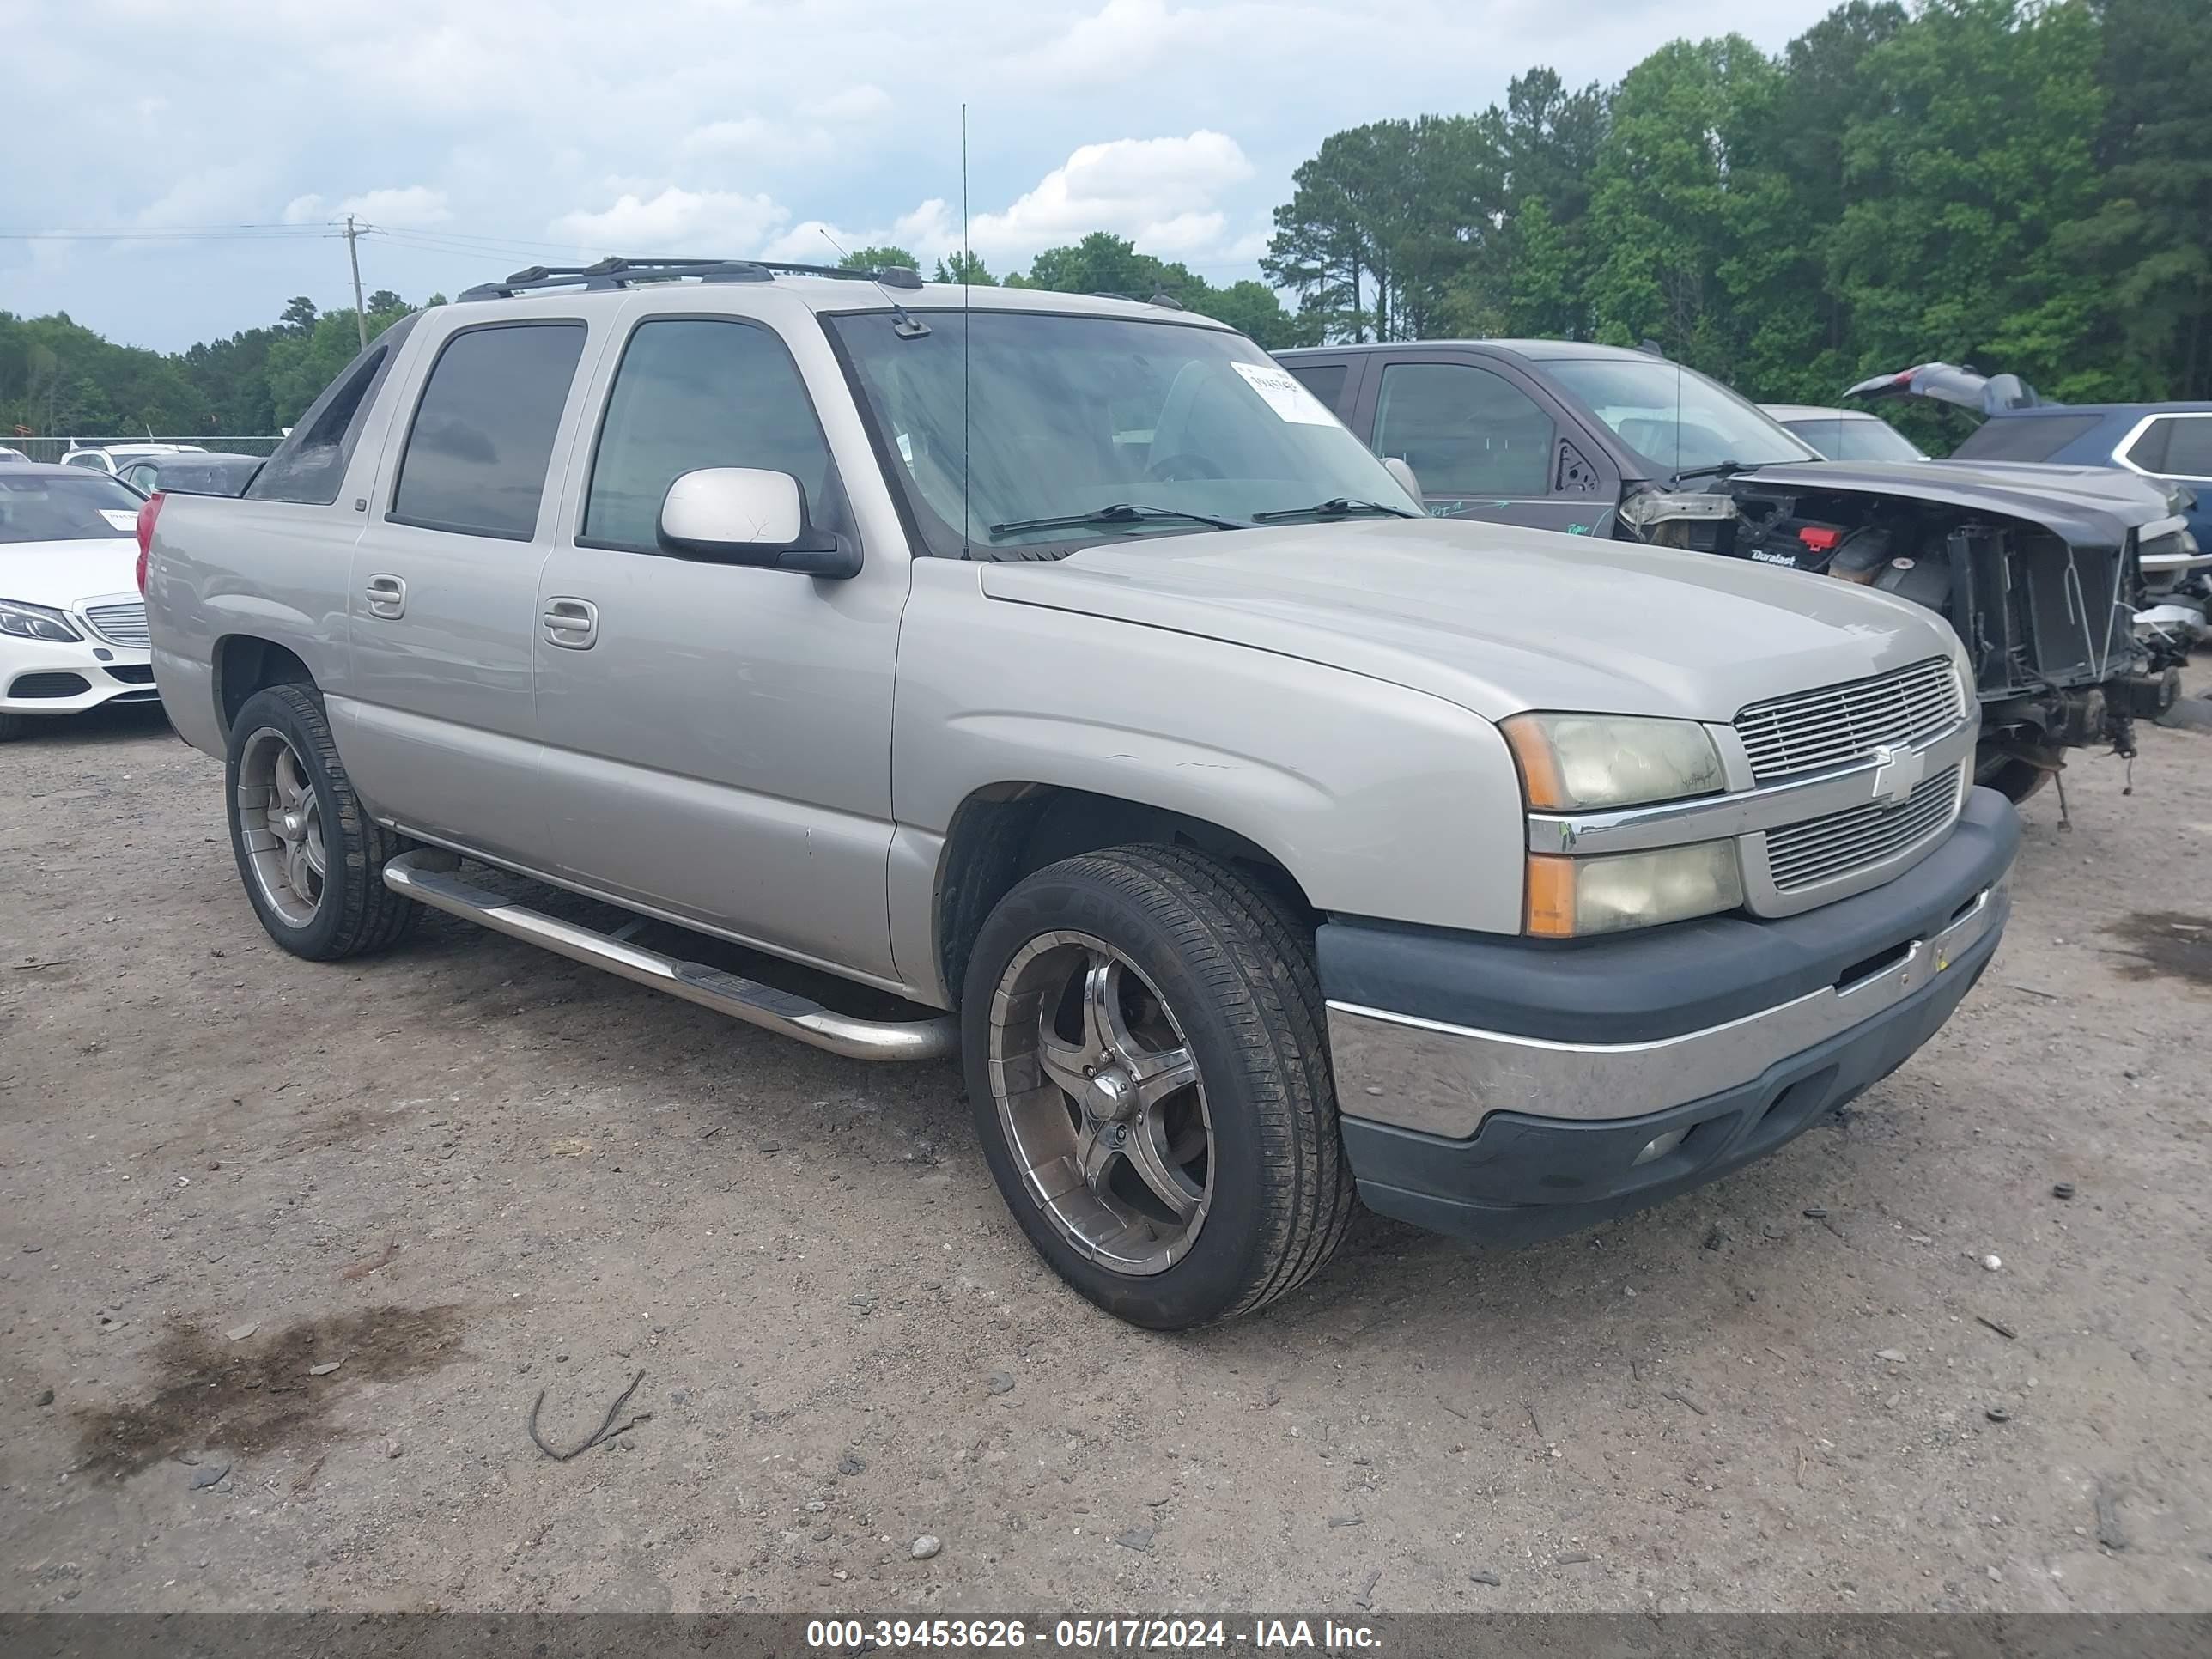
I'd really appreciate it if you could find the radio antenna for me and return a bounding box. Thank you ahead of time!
[818,226,852,263]
[961,100,972,559]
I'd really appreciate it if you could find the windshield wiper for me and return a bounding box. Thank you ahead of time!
[987,502,1249,538]
[1669,459,1764,484]
[1250,496,1418,523]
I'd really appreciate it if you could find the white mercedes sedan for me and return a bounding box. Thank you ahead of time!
[1,465,159,740]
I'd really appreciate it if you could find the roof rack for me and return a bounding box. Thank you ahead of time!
[458,256,925,301]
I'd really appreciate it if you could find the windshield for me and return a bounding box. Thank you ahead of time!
[1547,358,1820,476]
[827,309,1418,556]
[0,471,141,543]
[1782,416,1925,463]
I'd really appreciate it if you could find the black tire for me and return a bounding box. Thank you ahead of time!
[962,844,1355,1329]
[1974,748,2051,804]
[224,683,418,961]
[0,711,30,742]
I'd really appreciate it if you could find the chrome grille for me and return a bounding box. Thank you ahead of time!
[84,601,149,648]
[1763,766,1960,892]
[1735,659,1961,783]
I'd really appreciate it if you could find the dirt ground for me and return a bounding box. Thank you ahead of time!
[3,696,2209,1617]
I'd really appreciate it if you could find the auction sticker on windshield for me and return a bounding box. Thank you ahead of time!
[1230,361,1335,424]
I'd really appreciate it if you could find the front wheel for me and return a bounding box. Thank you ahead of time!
[225,683,418,960]
[962,845,1354,1329]
[1975,744,2054,805]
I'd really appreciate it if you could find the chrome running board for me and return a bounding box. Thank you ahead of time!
[382,850,957,1062]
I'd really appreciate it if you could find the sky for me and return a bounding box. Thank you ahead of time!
[4,0,1842,354]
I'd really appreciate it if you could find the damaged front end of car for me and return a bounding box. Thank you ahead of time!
[1620,467,2180,803]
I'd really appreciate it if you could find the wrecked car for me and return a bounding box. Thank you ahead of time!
[1283,341,2189,801]
[1846,362,2212,671]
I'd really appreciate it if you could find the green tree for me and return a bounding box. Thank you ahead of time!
[263,295,418,425]
[834,245,921,273]
[2065,0,2212,396]
[1583,34,1782,377]
[1830,0,2107,398]
[1196,280,1318,350]
[931,251,997,285]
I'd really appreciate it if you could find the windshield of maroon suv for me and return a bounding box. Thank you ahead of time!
[829,308,1419,556]
[1547,357,1821,476]
[0,471,142,543]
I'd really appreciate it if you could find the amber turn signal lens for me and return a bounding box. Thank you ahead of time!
[1525,854,1578,938]
[1502,716,1568,811]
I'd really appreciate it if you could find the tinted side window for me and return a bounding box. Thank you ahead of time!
[1949,412,2102,464]
[1285,362,1347,415]
[582,318,835,552]
[2155,417,2212,477]
[249,311,422,506]
[1373,362,1555,496]
[391,322,586,540]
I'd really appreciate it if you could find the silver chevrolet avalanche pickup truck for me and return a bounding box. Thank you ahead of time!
[145,258,2019,1328]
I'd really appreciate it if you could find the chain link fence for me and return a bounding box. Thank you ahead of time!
[2,434,287,463]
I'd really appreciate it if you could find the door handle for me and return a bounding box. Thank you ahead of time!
[543,596,598,649]
[363,574,407,619]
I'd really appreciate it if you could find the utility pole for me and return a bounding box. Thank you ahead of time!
[343,216,368,349]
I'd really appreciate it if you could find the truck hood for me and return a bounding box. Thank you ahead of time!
[0,536,141,611]
[1727,459,2172,546]
[979,517,1959,725]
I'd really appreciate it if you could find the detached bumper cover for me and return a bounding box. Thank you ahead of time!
[1320,787,2019,1244]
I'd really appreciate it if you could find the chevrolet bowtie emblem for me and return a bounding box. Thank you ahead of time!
[1868,743,1924,808]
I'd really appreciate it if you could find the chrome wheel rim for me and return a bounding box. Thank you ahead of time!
[236,727,326,928]
[987,931,1213,1276]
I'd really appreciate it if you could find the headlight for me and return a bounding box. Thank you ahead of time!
[1502,713,1725,811]
[0,598,82,642]
[1527,842,1744,938]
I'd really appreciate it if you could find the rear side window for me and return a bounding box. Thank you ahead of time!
[2127,415,2212,478]
[1949,412,2101,464]
[249,312,421,505]
[390,321,586,540]
[1374,362,1555,496]
[582,318,836,552]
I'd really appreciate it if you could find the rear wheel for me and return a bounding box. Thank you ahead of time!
[963,845,1354,1329]
[225,684,417,960]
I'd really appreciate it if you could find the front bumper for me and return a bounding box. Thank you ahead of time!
[1321,787,2019,1244]
[2,604,157,717]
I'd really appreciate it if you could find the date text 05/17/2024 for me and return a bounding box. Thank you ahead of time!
[803,1619,1382,1650]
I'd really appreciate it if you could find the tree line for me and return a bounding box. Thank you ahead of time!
[3,0,2202,444]
[1262,0,2208,415]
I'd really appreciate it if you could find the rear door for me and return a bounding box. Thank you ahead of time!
[1350,351,1617,536]
[529,294,907,986]
[339,313,595,868]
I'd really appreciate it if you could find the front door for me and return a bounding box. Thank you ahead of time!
[343,317,593,867]
[532,307,907,986]
[1358,355,1617,538]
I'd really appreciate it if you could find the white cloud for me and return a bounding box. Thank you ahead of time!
[336,185,453,227]
[3,0,1853,351]
[283,185,451,227]
[550,188,791,255]
[966,131,1253,259]
[758,201,957,264]
[802,83,892,123]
